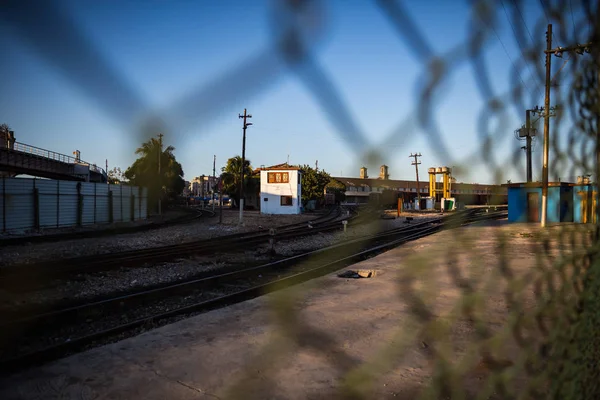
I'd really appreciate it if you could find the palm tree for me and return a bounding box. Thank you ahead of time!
[221,156,253,207]
[124,136,185,213]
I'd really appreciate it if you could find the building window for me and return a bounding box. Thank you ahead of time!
[268,172,289,183]
[280,195,293,206]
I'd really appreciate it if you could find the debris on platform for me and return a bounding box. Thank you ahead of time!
[337,269,377,279]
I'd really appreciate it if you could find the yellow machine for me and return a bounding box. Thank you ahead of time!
[428,166,451,201]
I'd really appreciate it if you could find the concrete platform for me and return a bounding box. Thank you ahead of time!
[0,222,588,399]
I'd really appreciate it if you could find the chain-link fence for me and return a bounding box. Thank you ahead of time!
[2,0,600,398]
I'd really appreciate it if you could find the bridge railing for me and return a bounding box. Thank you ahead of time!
[8,141,106,177]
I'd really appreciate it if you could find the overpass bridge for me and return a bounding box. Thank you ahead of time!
[0,141,107,183]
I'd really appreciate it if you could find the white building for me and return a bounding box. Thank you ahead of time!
[259,166,302,214]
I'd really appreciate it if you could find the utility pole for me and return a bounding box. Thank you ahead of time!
[238,109,252,225]
[525,109,533,183]
[219,175,223,224]
[540,25,593,226]
[516,108,543,183]
[540,24,552,228]
[315,160,318,172]
[157,133,163,216]
[106,159,109,185]
[212,155,216,212]
[409,153,422,201]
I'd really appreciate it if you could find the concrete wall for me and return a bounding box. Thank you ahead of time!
[0,177,147,233]
[260,170,301,214]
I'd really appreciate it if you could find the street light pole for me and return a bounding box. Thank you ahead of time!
[238,109,252,225]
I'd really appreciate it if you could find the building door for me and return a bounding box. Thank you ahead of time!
[577,190,597,224]
[527,192,540,222]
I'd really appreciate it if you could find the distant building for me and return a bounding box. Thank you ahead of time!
[359,166,368,179]
[187,175,219,198]
[379,165,389,180]
[332,165,506,206]
[182,180,191,197]
[258,164,302,214]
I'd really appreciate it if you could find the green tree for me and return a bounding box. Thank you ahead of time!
[221,156,254,207]
[124,136,185,212]
[0,123,13,147]
[298,165,331,205]
[0,123,10,135]
[326,178,347,203]
[107,167,126,184]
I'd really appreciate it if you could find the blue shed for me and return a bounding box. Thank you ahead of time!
[573,184,598,223]
[504,182,573,223]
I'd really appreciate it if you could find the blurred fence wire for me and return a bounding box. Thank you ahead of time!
[2,0,600,398]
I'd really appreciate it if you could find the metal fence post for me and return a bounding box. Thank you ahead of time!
[33,179,40,231]
[120,184,123,222]
[2,176,5,232]
[56,180,60,228]
[138,188,142,220]
[76,182,83,227]
[130,193,135,222]
[93,183,97,224]
[108,190,113,223]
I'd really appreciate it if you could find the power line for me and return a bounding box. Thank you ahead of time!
[488,22,534,99]
[500,0,543,98]
[569,0,576,41]
[538,0,558,43]
[511,0,536,44]
[510,0,547,100]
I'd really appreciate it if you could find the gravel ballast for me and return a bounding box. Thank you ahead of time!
[0,209,319,266]
[0,212,439,311]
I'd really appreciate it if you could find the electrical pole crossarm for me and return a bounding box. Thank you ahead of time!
[544,42,594,55]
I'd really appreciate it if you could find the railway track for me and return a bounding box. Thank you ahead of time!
[0,206,214,247]
[0,208,506,373]
[0,206,355,289]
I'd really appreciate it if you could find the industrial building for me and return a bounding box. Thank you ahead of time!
[331,165,507,207]
[504,177,597,223]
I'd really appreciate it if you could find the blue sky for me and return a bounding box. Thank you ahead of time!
[0,0,593,184]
